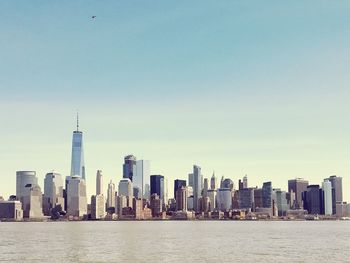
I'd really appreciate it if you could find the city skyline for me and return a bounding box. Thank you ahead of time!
[1,1,350,201]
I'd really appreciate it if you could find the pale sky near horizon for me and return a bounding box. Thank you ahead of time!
[0,1,349,201]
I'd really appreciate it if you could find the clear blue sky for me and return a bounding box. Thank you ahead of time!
[0,1,349,201]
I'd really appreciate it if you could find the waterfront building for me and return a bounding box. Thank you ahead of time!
[273,189,289,217]
[174,179,186,200]
[150,175,164,205]
[134,160,150,199]
[66,176,87,218]
[150,193,162,217]
[91,194,105,219]
[193,165,202,212]
[288,178,309,209]
[303,185,321,215]
[175,186,187,211]
[216,188,232,211]
[237,188,255,210]
[116,195,128,216]
[210,172,217,190]
[22,184,44,219]
[0,201,23,221]
[106,180,116,211]
[327,175,343,215]
[43,171,64,216]
[322,179,332,216]
[118,178,133,207]
[207,189,217,211]
[16,171,38,201]
[96,170,103,195]
[70,115,86,180]
[254,188,263,209]
[262,182,272,208]
[123,155,137,182]
[133,198,143,220]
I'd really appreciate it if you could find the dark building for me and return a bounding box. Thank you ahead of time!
[328,175,343,215]
[150,175,164,201]
[288,178,309,209]
[303,185,322,215]
[222,178,234,190]
[174,179,186,199]
[262,182,272,208]
[123,155,137,182]
[237,188,255,210]
[150,193,162,217]
[254,188,263,209]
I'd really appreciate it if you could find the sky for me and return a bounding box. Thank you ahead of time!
[0,1,349,201]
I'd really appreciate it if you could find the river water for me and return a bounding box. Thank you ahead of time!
[0,221,349,262]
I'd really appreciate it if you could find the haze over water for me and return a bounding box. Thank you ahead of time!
[0,221,349,262]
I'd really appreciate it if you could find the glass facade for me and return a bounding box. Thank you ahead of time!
[70,131,86,180]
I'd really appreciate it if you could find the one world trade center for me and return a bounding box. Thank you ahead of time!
[70,114,86,180]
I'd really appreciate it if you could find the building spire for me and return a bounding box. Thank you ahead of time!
[76,111,79,131]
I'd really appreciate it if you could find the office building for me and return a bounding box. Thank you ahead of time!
[322,179,333,216]
[70,115,86,180]
[207,189,217,212]
[22,184,44,219]
[288,178,309,209]
[303,185,321,215]
[262,182,272,208]
[273,189,289,217]
[174,179,186,200]
[328,175,343,215]
[43,171,64,216]
[96,170,103,195]
[150,175,164,205]
[150,193,162,217]
[16,171,38,201]
[91,194,105,220]
[123,155,137,181]
[188,173,194,187]
[237,188,255,210]
[106,180,116,211]
[118,178,133,207]
[176,186,187,211]
[0,201,23,221]
[134,160,150,199]
[216,188,232,211]
[193,165,202,212]
[210,172,217,190]
[66,176,87,218]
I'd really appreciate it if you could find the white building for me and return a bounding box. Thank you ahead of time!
[106,180,116,210]
[207,189,217,212]
[91,194,105,219]
[43,171,64,216]
[322,179,332,216]
[66,176,87,218]
[22,184,44,219]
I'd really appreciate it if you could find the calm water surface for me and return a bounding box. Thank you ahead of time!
[0,221,349,262]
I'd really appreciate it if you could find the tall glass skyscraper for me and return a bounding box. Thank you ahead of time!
[70,115,86,180]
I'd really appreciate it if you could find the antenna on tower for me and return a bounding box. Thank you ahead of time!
[76,111,79,131]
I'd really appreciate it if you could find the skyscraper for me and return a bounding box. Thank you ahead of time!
[106,180,116,210]
[303,185,321,215]
[193,165,202,212]
[123,155,137,181]
[96,170,103,195]
[21,184,44,219]
[134,160,150,199]
[174,179,186,199]
[322,179,332,216]
[262,182,272,208]
[288,178,309,209]
[210,172,217,190]
[118,178,133,208]
[16,171,38,201]
[328,175,343,214]
[70,115,86,180]
[176,186,187,212]
[66,176,87,218]
[150,175,164,206]
[43,171,64,216]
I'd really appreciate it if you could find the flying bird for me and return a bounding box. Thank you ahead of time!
[92,16,96,19]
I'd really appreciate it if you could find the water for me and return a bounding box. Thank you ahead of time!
[0,221,349,262]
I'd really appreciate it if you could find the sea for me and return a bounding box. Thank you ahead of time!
[0,221,349,262]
